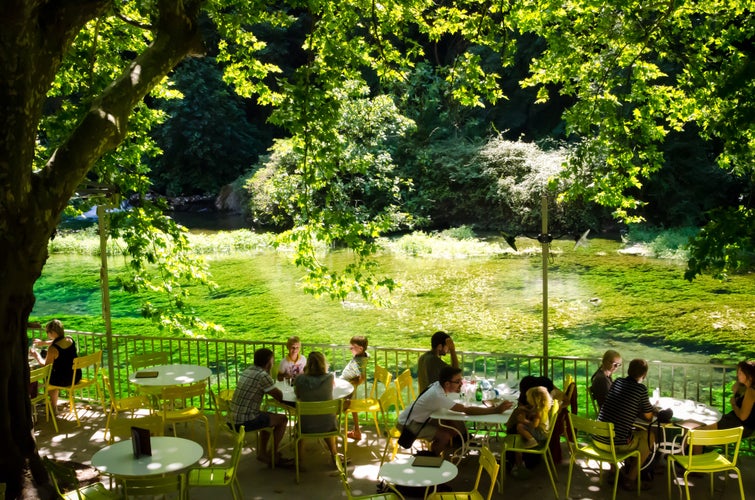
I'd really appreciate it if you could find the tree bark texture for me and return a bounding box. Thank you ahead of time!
[0,1,203,496]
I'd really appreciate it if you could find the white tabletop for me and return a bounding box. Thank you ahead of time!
[430,399,514,425]
[91,436,203,477]
[656,397,722,425]
[379,455,458,488]
[129,363,212,387]
[276,377,354,403]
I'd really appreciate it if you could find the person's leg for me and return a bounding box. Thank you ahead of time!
[326,436,338,457]
[348,411,362,440]
[431,427,455,456]
[269,412,288,456]
[49,389,59,407]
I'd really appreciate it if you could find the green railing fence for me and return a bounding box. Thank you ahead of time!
[28,328,740,420]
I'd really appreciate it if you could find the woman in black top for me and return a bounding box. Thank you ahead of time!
[30,319,81,407]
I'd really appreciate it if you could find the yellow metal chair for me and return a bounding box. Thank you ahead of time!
[130,351,170,370]
[427,445,499,500]
[294,399,344,483]
[348,364,393,438]
[101,373,151,441]
[565,413,641,500]
[334,453,400,500]
[159,381,213,461]
[188,426,246,499]
[394,369,416,410]
[30,364,58,433]
[106,414,165,444]
[42,456,118,500]
[666,426,744,500]
[501,400,560,498]
[121,474,185,499]
[378,386,402,467]
[46,350,105,427]
[210,388,276,467]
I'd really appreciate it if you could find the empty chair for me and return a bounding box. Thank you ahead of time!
[566,413,641,500]
[101,372,151,441]
[130,351,170,371]
[667,426,745,500]
[334,454,400,500]
[394,369,416,410]
[42,456,118,500]
[29,364,58,433]
[188,426,246,499]
[121,474,185,499]
[159,381,213,461]
[427,445,499,500]
[46,350,105,426]
[378,386,402,467]
[107,414,164,444]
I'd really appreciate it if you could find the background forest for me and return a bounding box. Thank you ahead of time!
[143,21,746,243]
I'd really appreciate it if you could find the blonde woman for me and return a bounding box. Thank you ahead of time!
[29,319,81,407]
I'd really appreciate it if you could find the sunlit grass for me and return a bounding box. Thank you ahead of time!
[34,229,755,361]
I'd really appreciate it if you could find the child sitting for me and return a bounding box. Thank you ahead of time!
[506,386,553,475]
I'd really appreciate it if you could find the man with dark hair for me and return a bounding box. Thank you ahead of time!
[595,358,655,490]
[231,348,292,466]
[417,331,459,391]
[398,366,512,456]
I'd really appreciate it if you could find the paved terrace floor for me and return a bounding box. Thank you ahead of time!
[33,407,754,499]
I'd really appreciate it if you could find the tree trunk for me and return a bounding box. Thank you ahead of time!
[0,1,204,496]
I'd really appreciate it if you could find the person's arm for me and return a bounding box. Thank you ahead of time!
[449,400,513,415]
[446,337,459,369]
[267,386,285,403]
[732,388,754,421]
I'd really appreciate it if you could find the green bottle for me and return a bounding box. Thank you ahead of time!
[475,382,483,402]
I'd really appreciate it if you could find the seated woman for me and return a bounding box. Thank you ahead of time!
[29,319,81,408]
[294,351,339,464]
[701,360,755,437]
[590,350,622,408]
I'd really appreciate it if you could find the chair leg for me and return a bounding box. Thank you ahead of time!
[69,391,81,426]
[565,456,575,498]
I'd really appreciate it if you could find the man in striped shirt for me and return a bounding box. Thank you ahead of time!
[595,358,656,490]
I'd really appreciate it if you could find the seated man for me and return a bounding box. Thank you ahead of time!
[417,331,459,392]
[590,349,622,408]
[398,366,513,456]
[594,358,655,491]
[231,348,292,466]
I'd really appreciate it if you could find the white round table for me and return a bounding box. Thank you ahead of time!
[654,397,722,456]
[379,456,458,498]
[91,436,203,477]
[657,397,722,424]
[128,363,212,387]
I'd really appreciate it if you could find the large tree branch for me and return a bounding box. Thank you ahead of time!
[34,0,205,230]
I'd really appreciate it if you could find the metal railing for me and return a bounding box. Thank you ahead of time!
[28,328,739,419]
